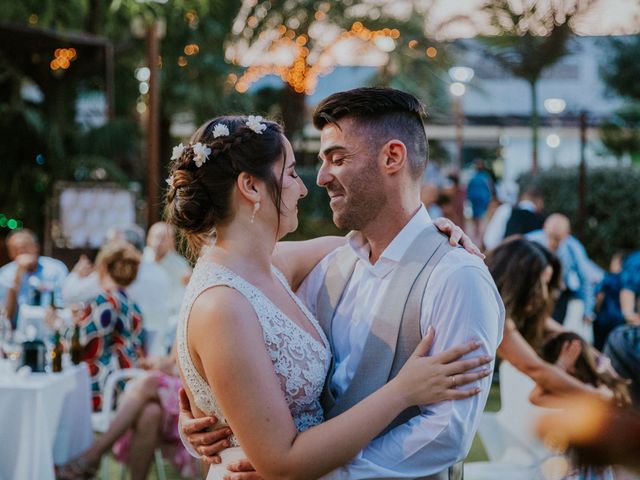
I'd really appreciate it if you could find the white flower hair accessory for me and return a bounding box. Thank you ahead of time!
[245,115,267,134]
[171,143,186,160]
[192,142,212,168]
[212,123,229,138]
[165,175,174,188]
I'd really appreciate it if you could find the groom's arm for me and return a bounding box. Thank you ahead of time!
[178,388,234,463]
[321,259,504,479]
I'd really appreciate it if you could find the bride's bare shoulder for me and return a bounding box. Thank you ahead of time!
[189,286,256,333]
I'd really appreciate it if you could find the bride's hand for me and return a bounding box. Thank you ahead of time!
[392,327,492,408]
[433,217,484,259]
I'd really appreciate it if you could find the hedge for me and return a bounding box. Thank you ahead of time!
[519,166,640,266]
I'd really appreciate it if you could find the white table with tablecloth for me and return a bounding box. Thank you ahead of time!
[0,363,93,480]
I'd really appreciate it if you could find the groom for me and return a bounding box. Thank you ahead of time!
[181,87,504,479]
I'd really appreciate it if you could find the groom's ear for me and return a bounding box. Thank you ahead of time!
[236,172,261,203]
[380,139,408,175]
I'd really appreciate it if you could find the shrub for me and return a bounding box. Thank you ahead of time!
[518,166,640,265]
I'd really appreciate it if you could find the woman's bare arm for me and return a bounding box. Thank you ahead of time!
[498,319,599,403]
[189,288,490,480]
[271,219,482,292]
[272,237,345,290]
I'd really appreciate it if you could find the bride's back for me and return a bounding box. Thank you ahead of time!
[176,258,330,438]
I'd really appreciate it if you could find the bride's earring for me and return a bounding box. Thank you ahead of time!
[250,201,261,224]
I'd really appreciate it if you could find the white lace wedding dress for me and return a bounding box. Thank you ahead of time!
[177,259,331,480]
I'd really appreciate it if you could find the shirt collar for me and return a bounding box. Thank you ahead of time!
[346,205,433,276]
[517,200,537,212]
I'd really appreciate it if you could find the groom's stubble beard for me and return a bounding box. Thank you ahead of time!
[330,160,387,231]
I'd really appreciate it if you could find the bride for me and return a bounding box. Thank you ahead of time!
[166,115,491,479]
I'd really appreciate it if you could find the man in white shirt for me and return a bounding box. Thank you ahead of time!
[143,221,191,316]
[181,88,504,479]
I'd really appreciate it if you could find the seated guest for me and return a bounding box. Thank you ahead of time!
[536,396,640,472]
[143,221,191,316]
[530,332,629,480]
[77,240,144,410]
[604,325,640,407]
[56,347,198,480]
[487,237,613,402]
[527,214,603,328]
[535,331,630,407]
[619,249,640,325]
[593,251,626,350]
[0,229,68,327]
[62,224,171,352]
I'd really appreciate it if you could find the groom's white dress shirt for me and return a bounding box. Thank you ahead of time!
[297,206,505,479]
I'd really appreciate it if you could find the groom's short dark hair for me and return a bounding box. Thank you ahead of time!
[312,87,428,179]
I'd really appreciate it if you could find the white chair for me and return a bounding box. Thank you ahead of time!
[92,368,166,480]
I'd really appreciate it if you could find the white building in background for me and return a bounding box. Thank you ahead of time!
[445,36,624,181]
[298,36,627,182]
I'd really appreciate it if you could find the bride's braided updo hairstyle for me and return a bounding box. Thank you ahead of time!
[165,116,286,257]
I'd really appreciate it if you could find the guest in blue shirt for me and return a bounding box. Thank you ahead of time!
[527,214,603,325]
[593,251,626,350]
[0,229,68,327]
[620,250,640,325]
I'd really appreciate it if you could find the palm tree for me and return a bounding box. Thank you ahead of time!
[479,0,593,173]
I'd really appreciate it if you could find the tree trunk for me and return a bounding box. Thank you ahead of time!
[279,84,306,148]
[530,79,539,174]
[86,0,102,34]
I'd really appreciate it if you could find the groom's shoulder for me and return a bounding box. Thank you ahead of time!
[432,247,494,287]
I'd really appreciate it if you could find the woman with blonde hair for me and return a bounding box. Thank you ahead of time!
[76,240,144,411]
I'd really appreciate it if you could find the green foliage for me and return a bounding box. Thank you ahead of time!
[0,106,49,229]
[519,166,640,265]
[599,35,640,102]
[598,37,640,161]
[600,105,640,162]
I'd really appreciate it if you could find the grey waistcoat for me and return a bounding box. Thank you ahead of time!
[315,224,463,480]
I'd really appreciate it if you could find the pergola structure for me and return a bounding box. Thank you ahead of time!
[0,23,115,265]
[0,22,114,117]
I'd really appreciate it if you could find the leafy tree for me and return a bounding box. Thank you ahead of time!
[600,35,640,101]
[479,0,591,173]
[0,0,250,232]
[600,105,640,164]
[228,1,453,142]
[599,36,640,162]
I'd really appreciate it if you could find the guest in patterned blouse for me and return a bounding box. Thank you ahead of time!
[77,240,144,411]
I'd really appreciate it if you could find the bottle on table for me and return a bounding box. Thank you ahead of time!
[70,325,82,365]
[52,330,63,372]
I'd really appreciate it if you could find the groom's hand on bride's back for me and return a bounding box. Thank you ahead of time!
[179,388,233,464]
